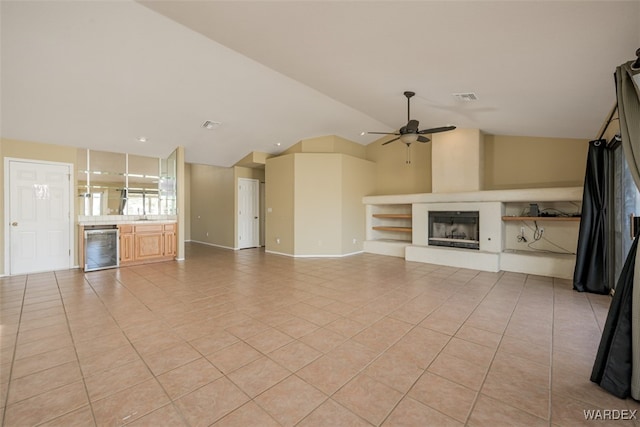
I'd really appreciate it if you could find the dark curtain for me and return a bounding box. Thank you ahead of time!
[573,139,610,294]
[591,58,640,400]
[591,228,638,398]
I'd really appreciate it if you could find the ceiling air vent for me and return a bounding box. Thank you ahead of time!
[452,92,478,102]
[202,120,221,130]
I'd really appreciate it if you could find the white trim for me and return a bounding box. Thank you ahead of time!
[190,240,238,251]
[264,250,293,257]
[363,186,583,205]
[4,157,75,276]
[265,250,364,258]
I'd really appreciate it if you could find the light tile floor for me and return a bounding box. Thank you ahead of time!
[1,243,639,426]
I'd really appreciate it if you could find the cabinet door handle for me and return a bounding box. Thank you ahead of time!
[11,222,18,227]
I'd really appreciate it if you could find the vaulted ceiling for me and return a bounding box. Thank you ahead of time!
[2,1,639,167]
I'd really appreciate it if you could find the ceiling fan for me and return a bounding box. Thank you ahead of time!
[368,91,456,147]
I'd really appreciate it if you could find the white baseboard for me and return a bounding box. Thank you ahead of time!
[265,250,363,258]
[363,240,409,257]
[190,240,237,251]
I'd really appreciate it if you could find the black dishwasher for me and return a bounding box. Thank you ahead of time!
[84,225,119,271]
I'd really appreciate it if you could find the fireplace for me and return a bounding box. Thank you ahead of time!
[429,211,479,250]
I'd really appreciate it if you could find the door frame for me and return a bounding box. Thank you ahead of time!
[4,157,75,276]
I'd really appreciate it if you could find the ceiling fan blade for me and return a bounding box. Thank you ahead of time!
[382,136,401,146]
[368,131,400,135]
[417,136,431,143]
[405,120,419,133]
[418,125,457,134]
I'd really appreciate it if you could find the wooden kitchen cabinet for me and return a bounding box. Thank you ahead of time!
[134,224,164,260]
[116,222,176,266]
[119,225,135,264]
[163,223,177,257]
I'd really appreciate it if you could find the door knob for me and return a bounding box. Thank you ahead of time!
[11,222,18,227]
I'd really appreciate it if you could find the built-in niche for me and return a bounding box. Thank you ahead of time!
[77,149,176,216]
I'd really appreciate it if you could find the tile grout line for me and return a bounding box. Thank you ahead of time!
[462,273,540,427]
[370,269,504,426]
[549,278,558,427]
[223,267,479,426]
[1,274,27,424]
[52,270,99,427]
[81,270,192,426]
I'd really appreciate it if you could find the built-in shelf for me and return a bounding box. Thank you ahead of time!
[367,203,413,246]
[502,216,580,222]
[372,226,413,233]
[365,188,582,277]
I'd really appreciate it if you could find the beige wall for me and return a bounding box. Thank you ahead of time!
[265,151,374,256]
[0,138,80,275]
[366,132,588,195]
[184,163,192,241]
[189,163,235,248]
[365,136,432,195]
[283,135,367,159]
[265,154,295,254]
[294,154,343,256]
[432,129,484,193]
[175,146,186,260]
[484,135,588,190]
[185,164,264,248]
[341,155,376,252]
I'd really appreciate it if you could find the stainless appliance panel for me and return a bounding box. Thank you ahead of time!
[84,228,119,271]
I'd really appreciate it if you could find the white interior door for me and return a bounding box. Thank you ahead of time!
[238,178,259,249]
[260,181,265,247]
[8,160,72,274]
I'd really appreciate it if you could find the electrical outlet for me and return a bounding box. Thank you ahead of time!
[276,238,280,244]
[206,232,209,237]
[520,227,525,236]
[352,238,357,244]
[540,227,544,234]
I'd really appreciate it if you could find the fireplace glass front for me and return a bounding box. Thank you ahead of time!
[428,211,479,250]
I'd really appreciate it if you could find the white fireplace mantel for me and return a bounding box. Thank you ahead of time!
[363,186,583,205]
[363,187,583,278]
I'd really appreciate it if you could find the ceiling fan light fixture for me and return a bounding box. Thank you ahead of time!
[400,133,418,144]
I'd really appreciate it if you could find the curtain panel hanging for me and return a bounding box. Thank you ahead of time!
[591,228,637,398]
[592,60,640,400]
[617,60,640,400]
[573,139,609,294]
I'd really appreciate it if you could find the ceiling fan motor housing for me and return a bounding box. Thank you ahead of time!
[369,91,456,146]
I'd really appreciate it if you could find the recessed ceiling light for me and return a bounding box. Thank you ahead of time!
[202,120,221,130]
[360,131,366,136]
[137,137,147,143]
[274,142,281,147]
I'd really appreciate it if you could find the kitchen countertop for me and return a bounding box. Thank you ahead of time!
[78,219,177,226]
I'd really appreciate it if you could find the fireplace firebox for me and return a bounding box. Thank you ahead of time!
[428,211,479,250]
